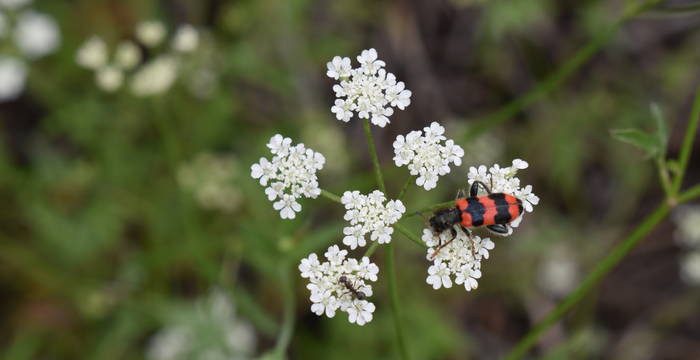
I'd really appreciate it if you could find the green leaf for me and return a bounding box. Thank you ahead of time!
[610,128,659,158]
[651,103,669,159]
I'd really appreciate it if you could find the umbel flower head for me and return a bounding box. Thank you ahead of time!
[423,228,494,291]
[299,245,379,326]
[467,159,540,232]
[177,153,242,213]
[393,122,465,190]
[251,134,325,219]
[326,48,412,127]
[341,190,405,249]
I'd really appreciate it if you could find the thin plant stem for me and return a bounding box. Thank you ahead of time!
[394,224,428,249]
[321,189,342,204]
[397,175,415,201]
[273,266,296,357]
[385,242,410,360]
[465,0,663,139]
[362,118,386,193]
[671,87,700,194]
[656,158,674,201]
[504,180,700,359]
[360,118,409,359]
[504,203,671,360]
[363,242,380,257]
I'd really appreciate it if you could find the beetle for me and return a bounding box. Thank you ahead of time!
[426,180,524,259]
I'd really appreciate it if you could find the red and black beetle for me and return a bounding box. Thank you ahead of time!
[426,181,523,258]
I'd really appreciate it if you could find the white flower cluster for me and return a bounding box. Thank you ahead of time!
[147,289,256,360]
[393,122,465,190]
[299,245,379,326]
[177,153,242,213]
[468,159,540,231]
[326,48,412,127]
[673,205,700,285]
[341,190,405,249]
[0,0,60,101]
[423,228,494,291]
[76,21,200,95]
[250,134,325,219]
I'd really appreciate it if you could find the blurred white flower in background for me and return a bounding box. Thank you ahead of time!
[672,205,700,286]
[130,55,178,96]
[147,289,256,360]
[0,56,27,100]
[340,190,405,249]
[76,21,203,96]
[177,153,242,213]
[250,134,325,219]
[172,24,199,53]
[537,244,579,297]
[299,245,379,325]
[422,228,494,291]
[13,11,59,58]
[95,65,123,92]
[76,36,108,70]
[0,0,60,101]
[393,121,465,190]
[136,20,166,47]
[326,48,412,127]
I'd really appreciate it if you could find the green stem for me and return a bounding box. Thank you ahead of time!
[321,189,343,204]
[274,266,296,357]
[465,0,663,139]
[671,87,700,194]
[504,204,670,360]
[679,183,700,204]
[394,224,428,249]
[363,242,380,258]
[656,158,674,200]
[362,118,386,193]
[385,242,410,360]
[397,175,415,201]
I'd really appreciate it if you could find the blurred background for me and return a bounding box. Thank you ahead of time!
[1,0,700,359]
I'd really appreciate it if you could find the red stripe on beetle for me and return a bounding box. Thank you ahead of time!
[455,198,468,212]
[478,196,498,226]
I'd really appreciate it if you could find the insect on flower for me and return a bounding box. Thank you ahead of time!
[339,275,366,300]
[425,180,524,259]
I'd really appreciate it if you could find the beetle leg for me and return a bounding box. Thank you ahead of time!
[470,180,492,197]
[429,227,459,260]
[460,226,477,258]
[456,188,466,199]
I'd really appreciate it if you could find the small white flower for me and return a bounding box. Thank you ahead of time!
[172,24,199,53]
[250,134,325,219]
[681,251,700,286]
[76,36,108,70]
[467,158,539,229]
[13,11,60,59]
[114,40,141,70]
[673,205,700,248]
[326,48,411,127]
[136,20,166,47]
[326,56,352,79]
[422,227,493,292]
[130,55,179,96]
[0,56,27,101]
[393,122,464,191]
[299,246,379,325]
[177,153,242,213]
[95,65,123,92]
[538,245,579,297]
[340,190,405,249]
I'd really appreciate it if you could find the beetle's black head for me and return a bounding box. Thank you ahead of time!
[429,206,461,233]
